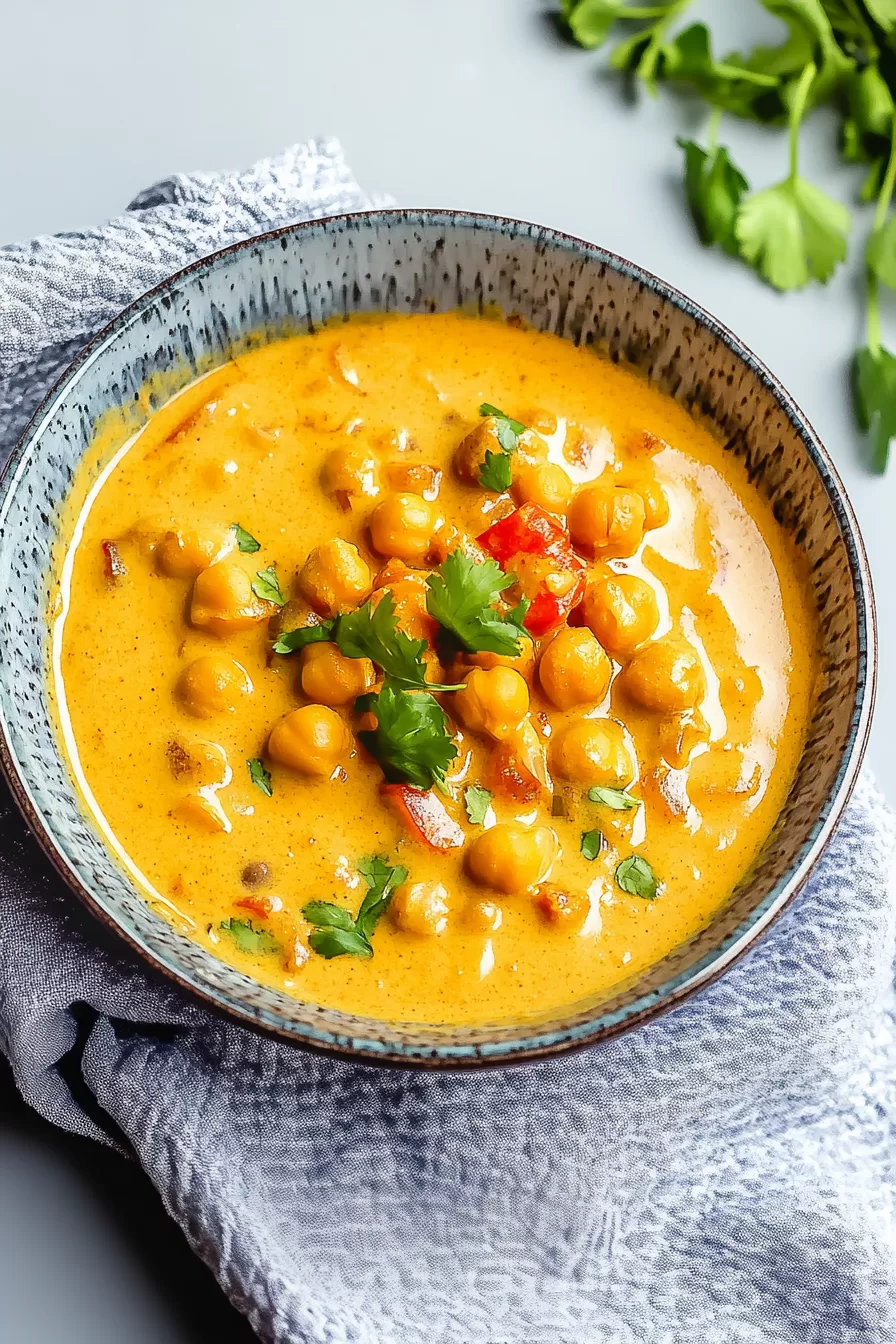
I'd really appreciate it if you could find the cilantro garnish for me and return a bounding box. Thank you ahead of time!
[272,592,463,690]
[463,784,493,826]
[272,622,334,655]
[232,523,261,554]
[356,680,458,791]
[588,784,641,811]
[219,918,280,955]
[556,2,896,469]
[425,551,531,657]
[477,403,525,493]
[303,856,408,959]
[252,565,285,606]
[615,855,659,900]
[247,758,272,797]
[479,449,514,494]
[581,829,604,861]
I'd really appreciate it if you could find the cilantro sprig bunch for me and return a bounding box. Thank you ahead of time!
[559,0,896,471]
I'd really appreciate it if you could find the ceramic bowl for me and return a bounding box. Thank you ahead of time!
[0,209,876,1066]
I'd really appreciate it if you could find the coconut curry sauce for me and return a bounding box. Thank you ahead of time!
[53,313,817,1025]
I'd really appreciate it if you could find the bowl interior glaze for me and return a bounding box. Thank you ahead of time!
[0,210,875,1065]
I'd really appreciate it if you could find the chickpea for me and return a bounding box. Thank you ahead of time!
[267,705,350,777]
[190,560,273,635]
[551,717,633,785]
[301,641,374,706]
[390,881,452,936]
[371,570,436,641]
[567,484,646,558]
[619,471,669,530]
[453,420,502,487]
[534,884,590,930]
[172,791,230,833]
[511,460,573,514]
[177,655,253,718]
[298,540,372,617]
[582,574,660,659]
[453,667,530,741]
[538,627,612,711]
[467,823,558,894]
[165,738,229,788]
[156,524,234,578]
[320,446,380,500]
[620,638,706,714]
[369,492,437,563]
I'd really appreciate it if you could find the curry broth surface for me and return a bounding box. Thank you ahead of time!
[54,313,817,1025]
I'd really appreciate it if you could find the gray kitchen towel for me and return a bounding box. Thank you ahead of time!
[1,140,895,1344]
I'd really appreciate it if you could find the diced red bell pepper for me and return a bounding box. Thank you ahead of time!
[477,503,569,565]
[486,720,551,803]
[477,504,585,636]
[380,783,465,851]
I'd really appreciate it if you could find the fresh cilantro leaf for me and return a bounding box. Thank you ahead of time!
[357,680,458,790]
[302,858,407,959]
[308,927,374,959]
[736,175,851,290]
[581,829,604,861]
[867,214,896,286]
[355,857,408,942]
[232,522,261,553]
[334,593,425,688]
[303,900,356,931]
[219,918,281,955]
[463,785,493,826]
[588,784,641,811]
[678,137,749,256]
[479,448,514,493]
[615,855,659,900]
[853,344,896,472]
[479,403,526,453]
[272,621,335,655]
[561,0,623,49]
[252,565,285,606]
[426,551,529,657]
[247,758,272,797]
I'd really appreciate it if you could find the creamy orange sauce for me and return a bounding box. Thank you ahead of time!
[53,313,817,1025]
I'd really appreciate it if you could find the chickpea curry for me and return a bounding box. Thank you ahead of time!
[53,313,818,1025]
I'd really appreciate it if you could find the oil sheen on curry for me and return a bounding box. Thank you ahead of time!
[53,313,817,1026]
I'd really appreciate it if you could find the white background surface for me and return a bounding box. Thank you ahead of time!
[1,1,893,1339]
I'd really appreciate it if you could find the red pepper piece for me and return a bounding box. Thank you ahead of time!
[380,783,465,851]
[477,504,585,636]
[477,502,569,565]
[101,539,128,581]
[524,567,587,636]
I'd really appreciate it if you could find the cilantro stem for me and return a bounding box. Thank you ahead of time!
[787,62,816,184]
[706,106,722,154]
[866,123,896,357]
[621,5,671,15]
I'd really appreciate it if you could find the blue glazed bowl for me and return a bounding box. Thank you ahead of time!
[0,210,876,1066]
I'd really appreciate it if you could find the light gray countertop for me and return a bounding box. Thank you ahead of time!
[1,1,893,1339]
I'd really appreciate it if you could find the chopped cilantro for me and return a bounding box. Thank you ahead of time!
[303,857,408,959]
[581,829,604,861]
[219,918,280,955]
[588,784,641,811]
[615,855,659,900]
[247,758,272,797]
[356,680,458,791]
[463,785,493,826]
[232,523,261,553]
[252,565,285,606]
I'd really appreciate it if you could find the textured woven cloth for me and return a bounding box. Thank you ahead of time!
[1,141,896,1344]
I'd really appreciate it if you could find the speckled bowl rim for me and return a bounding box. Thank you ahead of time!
[0,207,877,1067]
